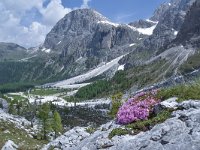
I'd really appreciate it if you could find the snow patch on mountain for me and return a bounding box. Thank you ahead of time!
[129,43,136,47]
[19,55,37,62]
[136,24,157,35]
[75,57,83,62]
[118,64,125,71]
[57,41,61,45]
[174,31,178,36]
[146,19,158,24]
[50,55,124,88]
[97,21,119,27]
[41,48,51,53]
[28,95,111,108]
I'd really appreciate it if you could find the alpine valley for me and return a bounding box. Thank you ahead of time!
[1,0,200,149]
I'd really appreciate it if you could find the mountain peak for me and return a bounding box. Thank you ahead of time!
[62,8,108,23]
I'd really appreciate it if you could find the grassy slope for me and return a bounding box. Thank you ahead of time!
[0,121,45,149]
[30,88,66,96]
[75,59,170,100]
[157,80,200,102]
[179,50,200,73]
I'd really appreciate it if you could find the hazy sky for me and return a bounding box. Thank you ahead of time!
[0,0,169,48]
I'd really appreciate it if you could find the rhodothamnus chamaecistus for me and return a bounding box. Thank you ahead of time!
[117,90,160,125]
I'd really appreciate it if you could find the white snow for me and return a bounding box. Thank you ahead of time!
[29,95,111,108]
[129,43,136,47]
[97,20,119,27]
[136,24,157,35]
[68,98,111,108]
[168,3,171,6]
[54,83,91,89]
[138,38,143,40]
[51,55,124,88]
[19,55,37,62]
[97,20,157,36]
[45,49,51,53]
[75,57,83,62]
[146,19,158,24]
[66,90,78,96]
[118,64,125,71]
[174,31,178,36]
[60,66,64,72]
[41,48,51,53]
[29,96,67,106]
[57,41,61,45]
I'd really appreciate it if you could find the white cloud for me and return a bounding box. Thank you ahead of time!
[0,0,91,48]
[81,0,91,8]
[40,0,72,26]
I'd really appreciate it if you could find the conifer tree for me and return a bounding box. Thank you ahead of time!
[38,103,51,140]
[52,111,63,139]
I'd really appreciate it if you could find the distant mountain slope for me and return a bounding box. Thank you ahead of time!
[121,0,196,67]
[0,42,27,61]
[1,0,199,89]
[41,9,150,77]
[0,9,150,84]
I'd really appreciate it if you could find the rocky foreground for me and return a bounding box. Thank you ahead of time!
[42,99,200,150]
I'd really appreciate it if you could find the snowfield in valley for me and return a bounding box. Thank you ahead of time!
[29,95,111,108]
[48,55,124,89]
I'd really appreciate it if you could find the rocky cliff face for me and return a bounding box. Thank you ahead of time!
[0,9,151,84]
[122,0,196,67]
[37,9,152,79]
[174,0,200,47]
[129,19,157,28]
[43,9,142,64]
[0,0,199,86]
[145,0,196,52]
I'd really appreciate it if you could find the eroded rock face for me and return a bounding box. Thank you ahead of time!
[175,0,200,47]
[0,98,9,112]
[123,0,196,67]
[43,9,142,70]
[144,0,196,52]
[40,8,146,78]
[42,127,91,150]
[129,20,156,28]
[44,100,200,150]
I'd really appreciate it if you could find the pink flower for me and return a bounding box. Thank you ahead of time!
[116,90,160,125]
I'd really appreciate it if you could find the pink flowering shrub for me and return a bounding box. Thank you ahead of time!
[117,90,160,125]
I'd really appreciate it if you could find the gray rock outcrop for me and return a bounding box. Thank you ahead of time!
[0,98,9,112]
[174,0,200,47]
[1,140,18,150]
[44,100,200,150]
